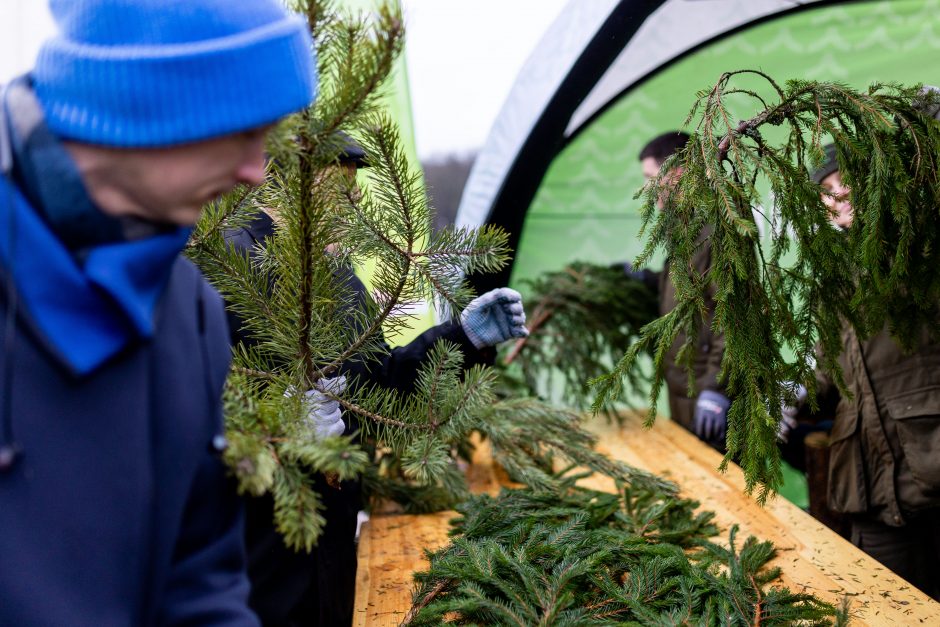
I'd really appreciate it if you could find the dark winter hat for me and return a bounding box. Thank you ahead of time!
[335,131,369,168]
[811,143,840,184]
[33,0,317,147]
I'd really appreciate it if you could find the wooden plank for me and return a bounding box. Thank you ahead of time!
[354,511,453,627]
[353,437,499,627]
[356,413,940,626]
[582,414,940,625]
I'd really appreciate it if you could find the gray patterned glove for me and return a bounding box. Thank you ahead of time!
[460,287,529,349]
[777,383,807,443]
[693,390,730,443]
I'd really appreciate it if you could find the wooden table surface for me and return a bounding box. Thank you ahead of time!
[354,413,940,626]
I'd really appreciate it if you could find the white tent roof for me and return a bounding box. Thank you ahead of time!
[455,0,620,229]
[457,0,825,230]
[567,0,825,134]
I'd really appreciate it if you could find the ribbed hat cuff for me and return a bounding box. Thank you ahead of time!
[33,15,316,147]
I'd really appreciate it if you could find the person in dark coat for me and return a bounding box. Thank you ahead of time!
[781,146,940,600]
[0,1,316,625]
[623,131,729,450]
[223,135,529,626]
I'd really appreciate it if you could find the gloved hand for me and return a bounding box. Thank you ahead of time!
[460,287,529,349]
[612,261,648,282]
[293,376,347,440]
[777,383,807,443]
[693,390,731,443]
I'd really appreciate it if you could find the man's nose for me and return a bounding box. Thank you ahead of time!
[236,146,267,186]
[237,133,267,185]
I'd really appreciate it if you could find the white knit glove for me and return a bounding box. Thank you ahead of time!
[778,383,807,443]
[290,376,347,440]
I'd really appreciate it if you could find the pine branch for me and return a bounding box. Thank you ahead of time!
[191,0,663,552]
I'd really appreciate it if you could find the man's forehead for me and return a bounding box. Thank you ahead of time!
[821,170,843,187]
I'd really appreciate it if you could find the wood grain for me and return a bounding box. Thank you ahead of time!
[355,414,940,626]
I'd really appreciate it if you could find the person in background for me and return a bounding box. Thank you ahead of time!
[0,0,316,624]
[224,134,529,626]
[781,144,940,600]
[624,131,729,451]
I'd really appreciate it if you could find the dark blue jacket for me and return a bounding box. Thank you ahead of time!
[0,79,257,626]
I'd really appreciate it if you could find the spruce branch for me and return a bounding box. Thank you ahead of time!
[406,476,847,626]
[592,72,940,500]
[500,262,659,415]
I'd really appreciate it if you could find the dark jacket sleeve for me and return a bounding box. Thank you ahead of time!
[344,319,494,394]
[159,458,259,627]
[657,232,728,399]
[691,238,727,397]
[613,261,661,295]
[640,268,662,296]
[222,224,268,349]
[805,343,842,421]
[160,271,258,627]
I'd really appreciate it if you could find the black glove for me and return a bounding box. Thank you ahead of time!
[693,390,730,443]
[612,261,652,283]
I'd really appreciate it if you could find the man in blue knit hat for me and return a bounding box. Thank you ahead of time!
[0,0,315,624]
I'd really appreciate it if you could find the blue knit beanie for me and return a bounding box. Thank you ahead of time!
[33,0,317,147]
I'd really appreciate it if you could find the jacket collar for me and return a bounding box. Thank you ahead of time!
[6,76,169,252]
[0,78,192,376]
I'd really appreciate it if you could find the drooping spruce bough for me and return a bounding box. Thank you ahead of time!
[501,262,659,415]
[405,474,850,626]
[592,71,940,501]
[188,0,660,551]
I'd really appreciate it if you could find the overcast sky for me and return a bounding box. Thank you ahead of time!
[402,0,567,158]
[0,0,568,160]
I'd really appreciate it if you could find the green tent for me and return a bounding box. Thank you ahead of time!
[457,0,940,504]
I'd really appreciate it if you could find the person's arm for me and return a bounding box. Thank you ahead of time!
[159,456,259,627]
[613,261,661,295]
[159,277,258,626]
[350,319,494,394]
[692,236,731,442]
[697,231,727,395]
[807,350,842,421]
[777,348,840,449]
[347,287,527,394]
[701,335,727,395]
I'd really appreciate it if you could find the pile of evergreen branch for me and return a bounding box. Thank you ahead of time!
[502,262,658,413]
[405,475,849,626]
[592,72,940,500]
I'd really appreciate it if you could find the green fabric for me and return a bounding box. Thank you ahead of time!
[514,0,940,285]
[510,0,940,506]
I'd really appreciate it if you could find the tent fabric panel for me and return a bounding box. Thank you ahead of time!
[454,0,621,230]
[467,0,670,295]
[456,0,827,237]
[566,0,826,136]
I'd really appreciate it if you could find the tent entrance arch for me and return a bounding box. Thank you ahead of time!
[457,0,940,291]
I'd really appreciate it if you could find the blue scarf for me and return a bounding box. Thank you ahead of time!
[0,174,191,375]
